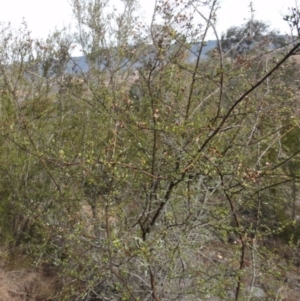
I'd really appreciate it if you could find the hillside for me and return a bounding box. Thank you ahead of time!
[1,2,300,301]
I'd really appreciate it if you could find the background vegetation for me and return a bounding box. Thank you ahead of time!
[0,0,300,300]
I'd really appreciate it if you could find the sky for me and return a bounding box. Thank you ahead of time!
[0,0,297,49]
[217,0,296,34]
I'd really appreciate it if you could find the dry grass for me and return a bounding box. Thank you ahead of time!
[0,267,58,301]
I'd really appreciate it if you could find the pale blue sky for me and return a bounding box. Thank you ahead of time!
[0,0,296,41]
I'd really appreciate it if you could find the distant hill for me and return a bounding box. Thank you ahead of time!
[188,40,217,62]
[67,38,297,73]
[67,40,218,73]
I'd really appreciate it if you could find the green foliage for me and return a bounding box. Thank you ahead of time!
[221,19,286,57]
[0,1,300,301]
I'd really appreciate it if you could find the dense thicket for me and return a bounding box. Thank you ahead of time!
[0,1,300,300]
